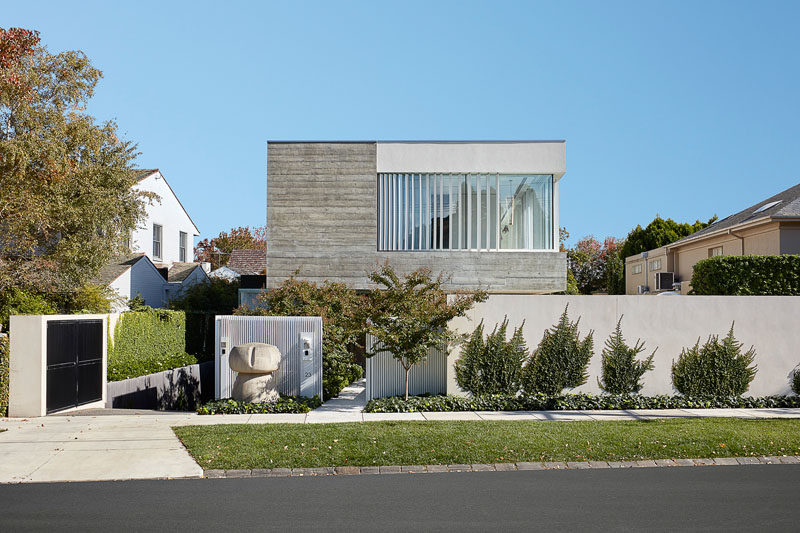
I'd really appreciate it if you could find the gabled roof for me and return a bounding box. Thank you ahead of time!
[227,249,267,275]
[130,169,159,183]
[131,168,200,235]
[93,253,149,285]
[167,262,206,283]
[670,183,800,247]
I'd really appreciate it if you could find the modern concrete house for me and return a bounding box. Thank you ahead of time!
[266,141,567,293]
[625,183,800,294]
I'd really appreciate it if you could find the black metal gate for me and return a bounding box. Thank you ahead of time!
[46,320,103,414]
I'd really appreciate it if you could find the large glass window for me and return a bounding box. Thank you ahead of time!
[378,173,553,251]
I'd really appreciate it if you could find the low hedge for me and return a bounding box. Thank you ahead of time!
[197,396,322,415]
[108,309,195,381]
[0,335,8,417]
[364,393,800,413]
[690,255,800,295]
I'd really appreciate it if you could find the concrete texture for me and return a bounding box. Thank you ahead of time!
[106,361,213,410]
[266,142,566,293]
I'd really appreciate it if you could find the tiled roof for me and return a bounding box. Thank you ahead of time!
[167,262,203,282]
[130,169,159,183]
[227,249,267,275]
[93,254,147,285]
[671,183,800,246]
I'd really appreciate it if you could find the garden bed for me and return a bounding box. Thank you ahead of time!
[197,396,322,415]
[364,393,800,413]
[173,418,800,470]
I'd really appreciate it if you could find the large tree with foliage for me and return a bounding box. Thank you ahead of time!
[194,226,268,269]
[0,27,145,294]
[567,235,624,294]
[619,215,717,261]
[366,264,487,400]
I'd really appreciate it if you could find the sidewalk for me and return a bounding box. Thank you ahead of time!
[1,378,799,483]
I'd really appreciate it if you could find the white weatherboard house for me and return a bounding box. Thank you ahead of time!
[95,169,209,308]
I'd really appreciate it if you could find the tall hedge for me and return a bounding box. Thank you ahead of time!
[0,335,8,417]
[691,255,800,295]
[109,309,195,381]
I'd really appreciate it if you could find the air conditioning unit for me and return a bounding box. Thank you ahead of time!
[654,272,675,291]
[637,285,649,294]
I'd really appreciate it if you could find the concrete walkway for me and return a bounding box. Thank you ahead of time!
[1,377,799,484]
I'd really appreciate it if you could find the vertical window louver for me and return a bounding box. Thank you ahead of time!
[377,174,554,251]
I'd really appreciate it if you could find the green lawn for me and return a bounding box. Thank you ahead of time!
[173,418,800,470]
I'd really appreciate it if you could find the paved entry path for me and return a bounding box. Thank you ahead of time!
[305,379,367,424]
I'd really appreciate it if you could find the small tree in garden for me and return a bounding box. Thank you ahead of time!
[522,306,594,395]
[366,264,487,401]
[671,323,757,397]
[455,318,528,396]
[598,317,655,394]
[792,367,800,395]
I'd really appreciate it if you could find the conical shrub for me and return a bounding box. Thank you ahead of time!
[598,316,655,394]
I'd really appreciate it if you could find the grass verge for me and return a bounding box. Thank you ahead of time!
[173,418,800,470]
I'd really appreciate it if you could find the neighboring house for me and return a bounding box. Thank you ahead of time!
[225,249,267,277]
[626,183,800,294]
[129,169,200,264]
[266,141,566,293]
[97,169,209,307]
[94,254,168,310]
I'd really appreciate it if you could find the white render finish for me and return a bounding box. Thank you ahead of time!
[9,315,107,418]
[377,141,566,179]
[131,171,199,265]
[448,295,800,397]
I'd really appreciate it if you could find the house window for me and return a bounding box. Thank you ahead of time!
[377,173,553,251]
[153,224,162,260]
[650,259,662,271]
[632,264,642,275]
[179,231,187,262]
[709,246,723,258]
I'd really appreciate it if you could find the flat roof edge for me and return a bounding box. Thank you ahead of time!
[267,140,566,144]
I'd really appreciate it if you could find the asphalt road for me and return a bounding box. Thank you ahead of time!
[1,465,798,532]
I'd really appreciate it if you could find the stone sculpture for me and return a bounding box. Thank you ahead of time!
[229,342,282,403]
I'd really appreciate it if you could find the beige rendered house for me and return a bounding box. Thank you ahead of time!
[625,183,800,294]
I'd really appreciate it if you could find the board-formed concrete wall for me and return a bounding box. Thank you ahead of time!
[266,142,565,293]
[447,295,800,397]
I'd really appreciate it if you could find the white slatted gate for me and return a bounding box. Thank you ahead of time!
[365,334,447,400]
[215,316,323,399]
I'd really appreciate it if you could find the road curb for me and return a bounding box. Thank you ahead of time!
[203,455,800,479]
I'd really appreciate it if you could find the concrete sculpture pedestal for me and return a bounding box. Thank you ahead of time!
[229,342,282,403]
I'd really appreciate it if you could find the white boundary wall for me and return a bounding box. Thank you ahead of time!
[9,314,108,417]
[447,295,800,397]
[365,334,447,400]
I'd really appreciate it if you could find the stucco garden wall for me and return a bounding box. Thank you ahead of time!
[448,295,800,397]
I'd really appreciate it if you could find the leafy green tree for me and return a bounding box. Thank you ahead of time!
[0,28,147,294]
[455,318,528,395]
[366,264,487,400]
[567,236,624,294]
[671,323,757,397]
[792,367,800,396]
[619,215,717,261]
[598,317,655,394]
[522,306,594,395]
[194,226,268,269]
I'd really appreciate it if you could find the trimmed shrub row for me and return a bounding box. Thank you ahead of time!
[108,308,196,381]
[456,306,762,398]
[364,393,800,413]
[197,396,322,415]
[690,255,800,295]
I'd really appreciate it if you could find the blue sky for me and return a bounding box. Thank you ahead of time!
[6,1,799,247]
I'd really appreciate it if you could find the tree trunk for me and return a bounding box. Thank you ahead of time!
[404,365,411,401]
